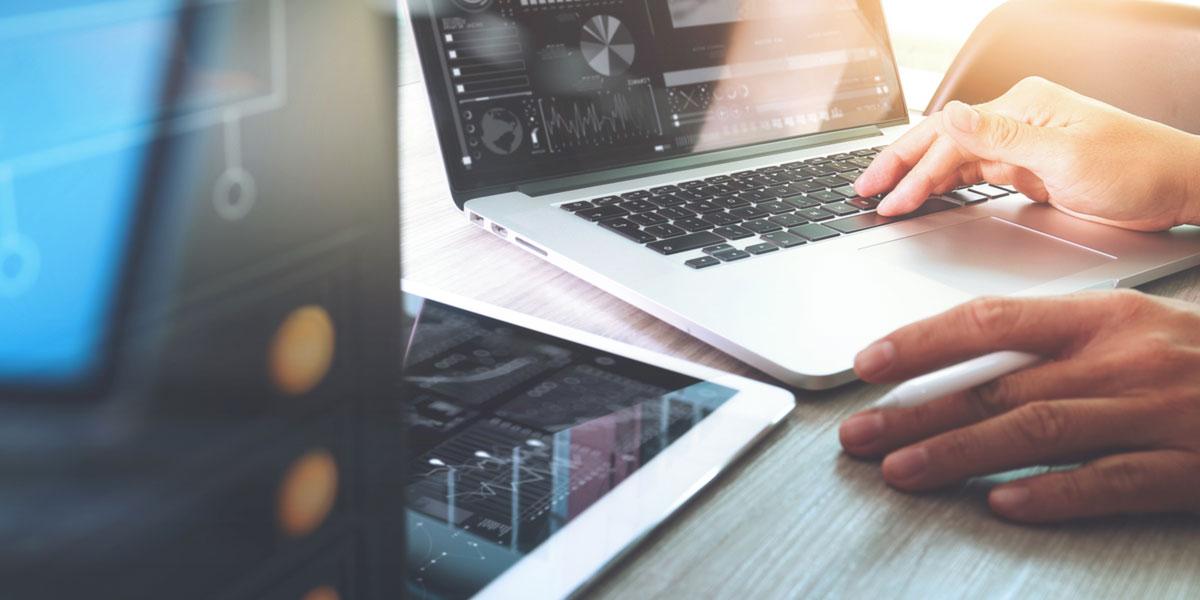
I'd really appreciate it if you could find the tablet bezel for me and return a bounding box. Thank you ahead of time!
[402,280,795,599]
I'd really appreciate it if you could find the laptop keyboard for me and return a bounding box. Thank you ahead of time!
[560,146,1017,269]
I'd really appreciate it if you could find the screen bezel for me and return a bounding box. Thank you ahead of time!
[400,279,795,599]
[405,0,909,208]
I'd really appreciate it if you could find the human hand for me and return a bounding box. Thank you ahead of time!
[838,290,1200,523]
[857,76,1200,231]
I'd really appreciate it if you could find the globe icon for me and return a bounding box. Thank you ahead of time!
[479,108,524,156]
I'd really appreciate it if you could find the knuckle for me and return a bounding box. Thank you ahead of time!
[968,377,1022,417]
[1012,401,1069,447]
[1108,289,1150,317]
[1055,470,1090,506]
[1095,460,1147,497]
[962,297,1016,339]
[987,118,1022,149]
[1014,76,1052,95]
[1138,333,1184,368]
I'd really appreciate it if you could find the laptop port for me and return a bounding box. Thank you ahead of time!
[491,223,508,237]
[468,211,485,227]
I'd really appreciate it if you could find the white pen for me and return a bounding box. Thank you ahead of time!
[873,350,1041,409]
[873,280,1120,409]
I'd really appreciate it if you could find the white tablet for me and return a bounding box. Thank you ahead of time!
[402,281,794,599]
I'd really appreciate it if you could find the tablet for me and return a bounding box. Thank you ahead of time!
[402,281,794,599]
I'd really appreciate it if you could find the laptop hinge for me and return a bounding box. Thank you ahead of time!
[516,125,884,197]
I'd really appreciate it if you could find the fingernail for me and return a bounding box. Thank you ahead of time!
[947,101,981,133]
[840,412,885,448]
[855,340,896,378]
[991,486,1031,513]
[884,447,928,482]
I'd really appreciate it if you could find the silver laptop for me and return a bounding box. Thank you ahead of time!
[405,0,1200,390]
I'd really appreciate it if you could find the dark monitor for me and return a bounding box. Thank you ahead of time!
[0,1,404,598]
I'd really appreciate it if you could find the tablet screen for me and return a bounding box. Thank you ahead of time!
[403,293,737,599]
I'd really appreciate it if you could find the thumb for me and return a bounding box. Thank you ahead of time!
[941,100,1062,172]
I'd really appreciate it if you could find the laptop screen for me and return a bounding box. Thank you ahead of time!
[408,0,906,195]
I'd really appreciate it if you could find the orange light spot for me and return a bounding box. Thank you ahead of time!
[270,305,335,396]
[277,448,338,537]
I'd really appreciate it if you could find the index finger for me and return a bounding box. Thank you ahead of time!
[854,118,940,197]
[855,293,1118,383]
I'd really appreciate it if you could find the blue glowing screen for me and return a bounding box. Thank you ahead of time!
[0,2,181,385]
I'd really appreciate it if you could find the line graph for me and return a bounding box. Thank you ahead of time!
[536,83,663,152]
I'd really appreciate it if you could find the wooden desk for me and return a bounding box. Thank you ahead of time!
[399,35,1200,599]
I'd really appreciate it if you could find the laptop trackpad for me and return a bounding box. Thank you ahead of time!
[861,217,1115,295]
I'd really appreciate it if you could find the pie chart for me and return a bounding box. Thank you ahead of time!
[580,15,636,77]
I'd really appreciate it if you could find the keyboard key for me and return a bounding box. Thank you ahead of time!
[685,256,721,269]
[769,212,808,228]
[849,156,875,168]
[825,198,958,234]
[675,189,711,202]
[828,161,859,173]
[684,201,723,214]
[792,180,827,194]
[943,189,989,204]
[621,199,657,213]
[648,231,726,255]
[645,223,686,239]
[656,206,695,220]
[781,195,820,210]
[648,193,687,207]
[712,225,755,240]
[851,148,877,157]
[836,172,862,184]
[713,195,751,209]
[702,211,740,227]
[599,218,654,243]
[823,202,860,216]
[790,223,840,241]
[577,205,628,221]
[797,207,835,221]
[630,212,668,226]
[712,248,751,262]
[621,190,652,200]
[993,184,1018,193]
[746,242,780,255]
[702,243,735,255]
[825,212,894,234]
[808,190,846,203]
[678,180,706,189]
[729,205,768,220]
[834,185,859,198]
[651,185,680,195]
[760,231,807,248]
[561,201,594,212]
[739,189,773,202]
[756,200,793,215]
[704,175,733,184]
[846,196,882,210]
[970,185,1012,198]
[592,195,623,206]
[675,217,715,232]
[742,219,783,234]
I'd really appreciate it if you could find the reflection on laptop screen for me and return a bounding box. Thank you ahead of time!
[409,0,905,192]
[0,1,181,386]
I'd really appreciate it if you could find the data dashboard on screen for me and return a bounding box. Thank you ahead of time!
[409,0,905,192]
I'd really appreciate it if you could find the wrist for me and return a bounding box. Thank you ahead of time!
[1183,134,1200,226]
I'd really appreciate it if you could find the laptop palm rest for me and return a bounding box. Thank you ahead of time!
[860,217,1116,296]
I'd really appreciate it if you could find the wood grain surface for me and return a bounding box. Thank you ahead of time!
[399,27,1200,599]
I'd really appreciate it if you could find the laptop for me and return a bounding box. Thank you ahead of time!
[405,0,1200,390]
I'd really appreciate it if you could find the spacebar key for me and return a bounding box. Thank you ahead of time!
[826,198,957,234]
[647,231,725,255]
